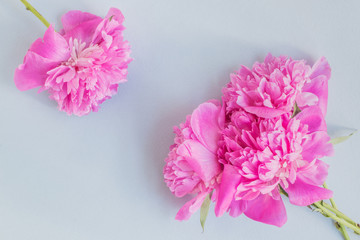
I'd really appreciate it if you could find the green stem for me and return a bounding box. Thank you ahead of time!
[20,0,50,28]
[323,183,350,240]
[312,202,360,235]
[322,202,358,228]
[323,183,338,208]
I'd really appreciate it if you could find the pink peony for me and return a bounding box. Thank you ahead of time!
[223,54,331,118]
[15,8,132,116]
[214,106,334,227]
[163,100,225,220]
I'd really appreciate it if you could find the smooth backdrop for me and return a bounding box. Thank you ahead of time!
[0,1,359,239]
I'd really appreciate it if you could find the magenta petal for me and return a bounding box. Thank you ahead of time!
[303,57,331,116]
[190,101,223,153]
[14,52,59,91]
[29,25,69,62]
[298,160,329,186]
[294,106,327,132]
[302,131,334,161]
[244,194,287,227]
[175,191,209,220]
[61,10,102,34]
[285,178,333,206]
[215,165,241,217]
[61,12,102,44]
[177,140,220,183]
[228,199,247,217]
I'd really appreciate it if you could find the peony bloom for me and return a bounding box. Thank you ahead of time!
[15,8,132,116]
[223,54,331,118]
[164,100,224,220]
[214,106,334,227]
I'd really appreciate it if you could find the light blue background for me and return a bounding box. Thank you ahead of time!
[1,0,359,239]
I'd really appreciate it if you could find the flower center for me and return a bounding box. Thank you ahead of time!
[65,38,103,69]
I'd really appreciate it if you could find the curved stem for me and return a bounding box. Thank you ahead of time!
[322,202,358,227]
[20,0,50,28]
[313,202,360,235]
[323,183,350,240]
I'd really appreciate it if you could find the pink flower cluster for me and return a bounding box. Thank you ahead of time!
[164,54,333,227]
[15,8,132,116]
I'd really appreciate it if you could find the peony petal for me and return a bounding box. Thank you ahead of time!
[285,177,333,206]
[294,106,327,132]
[228,199,247,217]
[61,10,102,34]
[215,165,242,217]
[242,106,286,119]
[177,140,221,183]
[29,25,70,62]
[298,160,329,186]
[105,7,125,23]
[302,131,334,161]
[190,101,223,153]
[61,11,102,44]
[244,194,287,227]
[14,52,59,91]
[175,191,210,220]
[296,92,318,107]
[303,57,331,116]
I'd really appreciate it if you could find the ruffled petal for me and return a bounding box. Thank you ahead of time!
[105,7,125,22]
[91,8,125,45]
[177,140,221,183]
[285,177,333,206]
[294,106,327,132]
[244,194,287,227]
[190,101,223,153]
[228,199,247,217]
[302,57,331,116]
[14,52,59,91]
[298,160,329,186]
[29,25,69,62]
[242,106,286,119]
[61,11,102,44]
[302,131,334,161]
[61,10,102,33]
[175,191,210,220]
[215,165,242,217]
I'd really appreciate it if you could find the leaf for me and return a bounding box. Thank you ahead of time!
[200,192,212,232]
[291,102,301,118]
[329,130,357,145]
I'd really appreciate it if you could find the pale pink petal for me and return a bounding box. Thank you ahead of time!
[285,178,333,206]
[177,140,221,183]
[303,57,331,116]
[302,131,334,161]
[215,165,242,217]
[298,160,329,186]
[190,101,223,153]
[244,194,287,227]
[14,52,59,91]
[294,106,327,132]
[29,25,69,62]
[175,191,210,220]
[242,106,286,119]
[296,92,318,107]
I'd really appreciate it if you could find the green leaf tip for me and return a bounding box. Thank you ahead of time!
[329,130,357,145]
[200,193,212,232]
